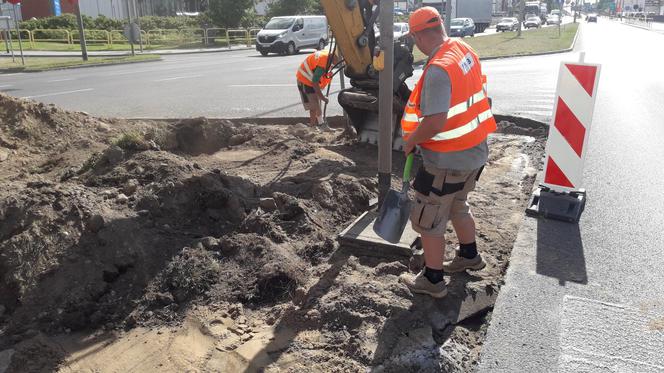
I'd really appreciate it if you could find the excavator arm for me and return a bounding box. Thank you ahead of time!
[320,0,414,145]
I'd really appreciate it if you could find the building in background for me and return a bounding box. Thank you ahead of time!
[17,0,208,20]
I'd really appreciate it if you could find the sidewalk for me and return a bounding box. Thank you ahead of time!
[0,45,253,58]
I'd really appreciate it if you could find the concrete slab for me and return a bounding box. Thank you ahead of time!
[338,210,418,258]
[560,296,664,372]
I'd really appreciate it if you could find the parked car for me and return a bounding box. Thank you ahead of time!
[496,17,519,31]
[546,14,561,25]
[449,18,475,37]
[374,22,414,51]
[587,14,597,22]
[524,15,542,28]
[255,15,328,56]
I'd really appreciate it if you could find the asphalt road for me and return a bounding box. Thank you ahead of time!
[0,21,573,122]
[480,19,664,371]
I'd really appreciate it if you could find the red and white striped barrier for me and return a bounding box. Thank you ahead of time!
[543,58,601,192]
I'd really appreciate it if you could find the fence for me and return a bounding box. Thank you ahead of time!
[0,27,263,49]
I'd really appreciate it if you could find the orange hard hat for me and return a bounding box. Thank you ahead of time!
[408,6,443,33]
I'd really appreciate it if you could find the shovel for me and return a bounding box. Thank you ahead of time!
[373,153,415,243]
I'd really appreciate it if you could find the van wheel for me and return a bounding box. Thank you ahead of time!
[317,39,326,50]
[287,42,296,55]
[260,50,268,56]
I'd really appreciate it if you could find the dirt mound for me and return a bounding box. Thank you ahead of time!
[0,93,544,372]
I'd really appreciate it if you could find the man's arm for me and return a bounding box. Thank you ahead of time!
[312,67,329,104]
[403,112,448,155]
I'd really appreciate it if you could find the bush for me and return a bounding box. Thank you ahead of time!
[20,14,207,32]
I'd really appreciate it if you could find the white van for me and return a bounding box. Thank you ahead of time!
[256,16,329,56]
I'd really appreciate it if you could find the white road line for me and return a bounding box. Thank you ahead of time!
[154,75,203,82]
[229,84,294,87]
[243,66,269,71]
[47,78,75,83]
[23,88,94,99]
[0,73,23,77]
[0,84,12,88]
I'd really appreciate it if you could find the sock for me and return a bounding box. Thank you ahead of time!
[459,242,478,259]
[424,267,445,284]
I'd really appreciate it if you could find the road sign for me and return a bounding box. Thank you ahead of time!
[123,23,141,44]
[527,55,602,222]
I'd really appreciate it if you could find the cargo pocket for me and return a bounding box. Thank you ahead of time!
[410,198,441,230]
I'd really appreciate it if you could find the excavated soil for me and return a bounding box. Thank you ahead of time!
[0,93,546,373]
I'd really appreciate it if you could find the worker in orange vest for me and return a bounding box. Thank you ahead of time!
[296,50,339,130]
[399,7,497,299]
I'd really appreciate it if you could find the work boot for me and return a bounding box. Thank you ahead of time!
[399,271,448,298]
[443,250,486,273]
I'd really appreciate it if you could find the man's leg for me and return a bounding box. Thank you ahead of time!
[306,93,321,127]
[444,167,486,272]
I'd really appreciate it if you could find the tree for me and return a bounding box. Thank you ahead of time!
[267,0,323,17]
[208,0,253,27]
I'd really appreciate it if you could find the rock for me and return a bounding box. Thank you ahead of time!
[229,133,252,146]
[374,261,408,276]
[116,194,129,204]
[87,214,105,233]
[200,236,219,250]
[122,179,139,196]
[148,140,161,151]
[0,149,8,162]
[102,145,124,166]
[0,305,5,316]
[154,292,175,307]
[96,123,111,132]
[259,198,277,212]
[0,349,15,373]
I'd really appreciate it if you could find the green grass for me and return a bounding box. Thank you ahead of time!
[0,54,161,72]
[413,23,579,63]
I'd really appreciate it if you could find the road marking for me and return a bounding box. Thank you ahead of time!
[243,66,270,71]
[0,84,12,88]
[47,78,75,83]
[154,75,203,82]
[23,88,94,99]
[0,73,23,77]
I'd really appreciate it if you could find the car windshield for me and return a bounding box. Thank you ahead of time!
[451,19,464,26]
[264,17,294,30]
[394,25,403,32]
[527,17,539,21]
[500,18,513,22]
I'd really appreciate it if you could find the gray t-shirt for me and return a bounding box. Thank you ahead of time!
[418,54,488,171]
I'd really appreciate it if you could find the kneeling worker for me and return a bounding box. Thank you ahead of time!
[296,50,339,130]
[399,7,497,298]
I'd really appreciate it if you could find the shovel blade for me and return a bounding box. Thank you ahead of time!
[373,189,412,244]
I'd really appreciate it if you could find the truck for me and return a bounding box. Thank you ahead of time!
[525,1,548,22]
[421,0,493,33]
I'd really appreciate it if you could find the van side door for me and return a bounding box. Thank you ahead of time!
[292,17,305,49]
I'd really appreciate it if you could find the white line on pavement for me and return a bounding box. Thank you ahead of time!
[0,84,12,88]
[47,78,75,82]
[229,84,294,87]
[154,75,203,82]
[23,88,94,99]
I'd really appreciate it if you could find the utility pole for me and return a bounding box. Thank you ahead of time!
[11,3,24,65]
[445,0,452,34]
[126,0,135,56]
[517,0,525,36]
[378,0,395,204]
[131,0,143,52]
[74,0,88,61]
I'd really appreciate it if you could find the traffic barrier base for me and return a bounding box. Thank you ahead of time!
[526,186,586,223]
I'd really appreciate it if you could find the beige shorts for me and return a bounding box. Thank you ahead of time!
[409,164,484,237]
[297,81,318,111]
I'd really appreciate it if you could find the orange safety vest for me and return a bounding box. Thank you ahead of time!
[296,51,332,89]
[401,39,496,152]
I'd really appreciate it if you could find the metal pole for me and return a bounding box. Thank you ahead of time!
[75,2,89,61]
[0,8,8,54]
[3,18,14,62]
[126,0,135,56]
[445,0,452,34]
[12,5,24,65]
[378,0,394,204]
[517,0,525,36]
[132,0,143,52]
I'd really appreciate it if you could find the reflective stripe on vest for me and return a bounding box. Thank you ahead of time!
[296,51,331,88]
[400,39,496,152]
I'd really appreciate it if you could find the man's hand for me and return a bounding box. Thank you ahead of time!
[403,138,416,157]
[321,96,329,105]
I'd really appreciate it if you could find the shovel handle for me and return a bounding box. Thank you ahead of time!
[403,153,414,182]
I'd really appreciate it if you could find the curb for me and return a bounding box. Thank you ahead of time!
[413,23,581,66]
[0,57,163,74]
[2,46,253,58]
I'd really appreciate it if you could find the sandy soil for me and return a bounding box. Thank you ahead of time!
[0,93,545,372]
